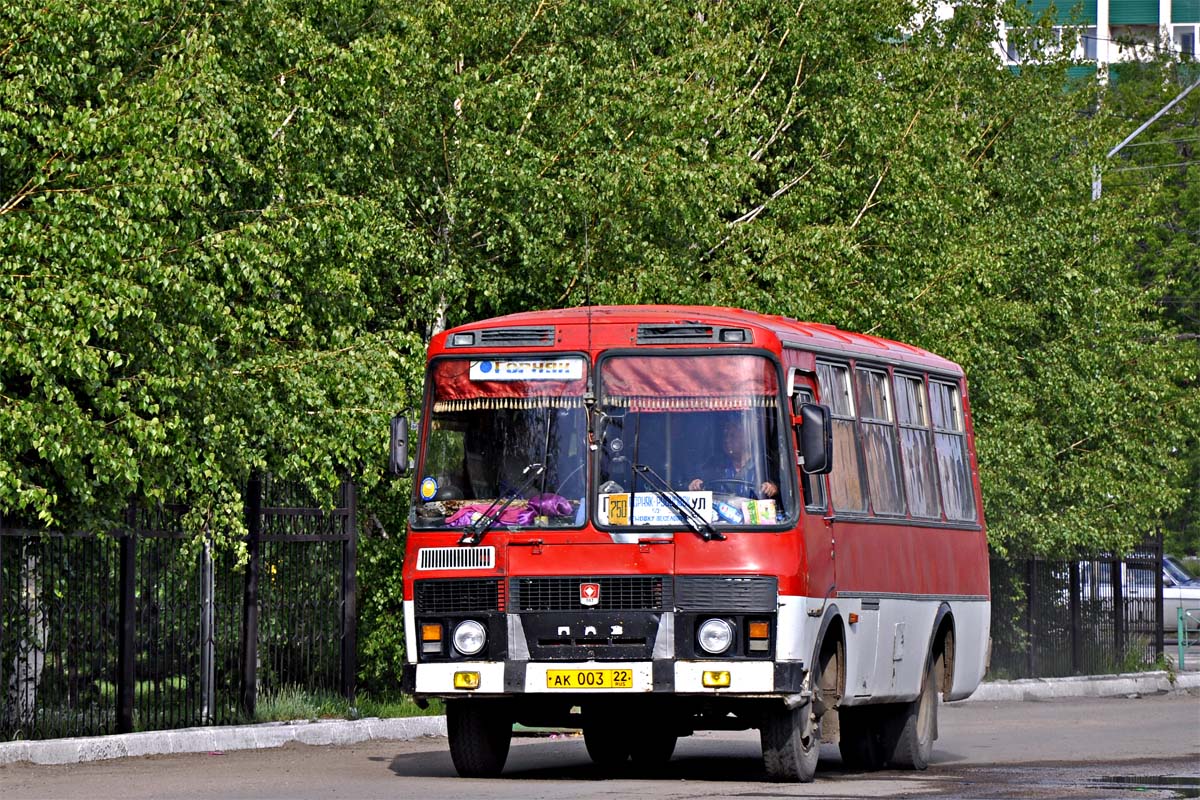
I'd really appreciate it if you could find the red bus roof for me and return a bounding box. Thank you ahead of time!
[435,305,963,376]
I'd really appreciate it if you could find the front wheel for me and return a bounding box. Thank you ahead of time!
[446,700,513,778]
[760,701,820,783]
[629,729,678,768]
[583,711,630,767]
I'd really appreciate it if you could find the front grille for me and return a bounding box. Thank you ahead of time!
[674,576,778,611]
[417,546,496,571]
[522,611,662,661]
[415,579,504,614]
[511,576,668,611]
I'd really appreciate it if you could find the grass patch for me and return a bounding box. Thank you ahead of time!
[254,686,442,723]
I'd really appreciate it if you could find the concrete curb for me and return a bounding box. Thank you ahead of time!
[959,670,1200,703]
[0,715,447,767]
[3,672,1197,766]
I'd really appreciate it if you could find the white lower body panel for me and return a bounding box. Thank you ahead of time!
[814,595,990,705]
[674,660,775,693]
[415,662,506,694]
[408,594,990,703]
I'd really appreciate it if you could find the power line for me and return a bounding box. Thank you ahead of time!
[1121,136,1200,148]
[1105,75,1200,158]
[1111,159,1200,172]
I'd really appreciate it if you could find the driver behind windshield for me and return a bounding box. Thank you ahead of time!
[688,419,779,499]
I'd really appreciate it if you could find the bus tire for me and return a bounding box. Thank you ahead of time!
[584,713,630,767]
[886,658,938,770]
[761,700,820,782]
[447,700,512,778]
[838,706,888,772]
[629,730,677,768]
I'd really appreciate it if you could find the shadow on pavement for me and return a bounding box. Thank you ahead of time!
[385,738,961,783]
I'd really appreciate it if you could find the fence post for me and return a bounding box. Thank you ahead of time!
[1069,560,1082,674]
[0,516,5,727]
[340,479,358,702]
[1154,529,1165,662]
[240,473,262,719]
[1112,555,1125,661]
[1025,558,1037,678]
[199,537,215,725]
[117,504,137,734]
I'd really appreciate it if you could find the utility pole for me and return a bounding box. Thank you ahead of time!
[1093,74,1200,200]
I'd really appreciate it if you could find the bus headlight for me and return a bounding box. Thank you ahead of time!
[698,618,734,655]
[452,620,487,656]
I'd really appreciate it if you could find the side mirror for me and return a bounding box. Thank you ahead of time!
[389,415,409,476]
[797,403,833,475]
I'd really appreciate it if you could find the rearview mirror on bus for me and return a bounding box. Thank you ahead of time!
[797,403,833,475]
[389,415,409,476]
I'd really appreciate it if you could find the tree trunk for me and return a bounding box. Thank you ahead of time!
[7,549,48,727]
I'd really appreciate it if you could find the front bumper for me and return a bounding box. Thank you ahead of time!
[403,658,805,697]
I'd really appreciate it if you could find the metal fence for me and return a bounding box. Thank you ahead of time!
[989,533,1164,679]
[0,475,357,740]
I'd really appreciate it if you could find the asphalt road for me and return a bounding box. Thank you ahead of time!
[3,693,1198,800]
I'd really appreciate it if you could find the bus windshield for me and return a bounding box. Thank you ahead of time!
[595,353,794,528]
[414,357,588,529]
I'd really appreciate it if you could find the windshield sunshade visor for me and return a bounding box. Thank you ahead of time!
[600,354,779,410]
[431,357,588,412]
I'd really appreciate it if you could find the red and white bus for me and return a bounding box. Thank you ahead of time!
[393,305,989,782]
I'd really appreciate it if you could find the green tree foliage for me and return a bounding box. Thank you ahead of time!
[1098,61,1200,555]
[369,0,1192,556]
[1,0,1192,573]
[0,1,422,542]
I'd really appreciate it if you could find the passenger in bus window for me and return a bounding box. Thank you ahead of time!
[687,420,778,499]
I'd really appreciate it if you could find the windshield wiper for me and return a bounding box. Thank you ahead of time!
[632,463,725,542]
[459,463,545,546]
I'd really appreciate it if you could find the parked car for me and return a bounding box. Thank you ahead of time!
[1164,555,1199,586]
[1077,557,1200,635]
[1163,557,1200,636]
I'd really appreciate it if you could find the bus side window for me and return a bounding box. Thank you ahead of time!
[795,389,827,510]
[815,362,868,513]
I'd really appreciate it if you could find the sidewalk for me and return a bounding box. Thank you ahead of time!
[3,671,1198,766]
[961,669,1200,703]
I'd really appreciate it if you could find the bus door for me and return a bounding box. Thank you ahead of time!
[791,376,835,608]
[794,372,879,699]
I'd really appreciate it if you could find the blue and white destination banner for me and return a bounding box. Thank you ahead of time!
[598,491,716,526]
[469,358,585,381]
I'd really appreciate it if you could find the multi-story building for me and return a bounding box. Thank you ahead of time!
[998,0,1199,70]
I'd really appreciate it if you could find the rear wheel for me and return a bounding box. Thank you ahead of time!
[838,706,888,772]
[761,700,821,782]
[885,658,938,770]
[446,700,513,778]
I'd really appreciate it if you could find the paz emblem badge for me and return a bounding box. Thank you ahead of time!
[579,582,600,607]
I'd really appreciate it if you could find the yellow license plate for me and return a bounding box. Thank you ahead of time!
[545,669,634,689]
